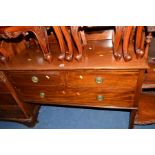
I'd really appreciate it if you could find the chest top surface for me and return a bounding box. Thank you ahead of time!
[0,39,148,71]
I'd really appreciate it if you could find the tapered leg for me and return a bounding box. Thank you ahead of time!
[32,26,52,63]
[135,26,145,58]
[79,29,87,45]
[113,26,123,61]
[60,26,73,61]
[123,26,133,61]
[71,26,83,61]
[53,26,66,60]
[129,110,137,129]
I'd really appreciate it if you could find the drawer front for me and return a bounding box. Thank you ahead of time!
[67,70,138,89]
[6,71,65,87]
[17,86,135,108]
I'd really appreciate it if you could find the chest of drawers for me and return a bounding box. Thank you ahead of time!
[0,37,148,128]
[6,70,138,109]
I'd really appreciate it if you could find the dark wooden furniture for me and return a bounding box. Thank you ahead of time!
[0,71,40,127]
[135,93,155,125]
[0,26,154,128]
[0,26,52,63]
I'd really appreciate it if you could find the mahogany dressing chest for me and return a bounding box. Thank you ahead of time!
[0,26,154,128]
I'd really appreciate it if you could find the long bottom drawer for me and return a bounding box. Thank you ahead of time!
[17,87,135,108]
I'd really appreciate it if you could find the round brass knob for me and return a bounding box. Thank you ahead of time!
[96,95,104,101]
[95,77,104,84]
[40,92,45,98]
[31,76,39,83]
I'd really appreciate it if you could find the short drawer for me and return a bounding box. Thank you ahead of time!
[6,71,65,87]
[67,70,138,89]
[17,86,135,108]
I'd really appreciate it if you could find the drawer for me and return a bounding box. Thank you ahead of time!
[6,71,65,87]
[0,93,17,105]
[17,86,135,108]
[67,70,138,89]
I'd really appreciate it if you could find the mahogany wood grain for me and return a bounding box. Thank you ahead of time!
[71,26,83,61]
[67,70,138,89]
[0,71,31,118]
[143,62,155,87]
[0,27,149,128]
[60,26,74,61]
[16,86,135,109]
[0,26,52,63]
[0,105,26,119]
[0,40,148,70]
[53,26,66,60]
[122,26,133,61]
[129,70,145,128]
[135,26,145,58]
[0,81,9,92]
[135,93,155,124]
[7,70,66,87]
[113,26,123,60]
[0,93,17,105]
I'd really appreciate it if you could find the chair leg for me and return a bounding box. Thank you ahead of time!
[53,26,66,60]
[60,26,73,61]
[71,26,83,61]
[113,26,123,61]
[79,30,87,45]
[135,26,145,58]
[123,26,133,62]
[32,26,52,63]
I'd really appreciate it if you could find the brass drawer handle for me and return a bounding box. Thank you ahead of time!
[31,76,39,83]
[95,77,104,84]
[40,92,45,98]
[96,95,104,101]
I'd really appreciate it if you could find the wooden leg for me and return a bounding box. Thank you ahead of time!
[135,26,145,58]
[60,26,73,61]
[80,30,87,45]
[123,26,133,62]
[71,26,83,61]
[0,71,32,118]
[129,110,137,129]
[32,26,52,63]
[53,26,66,60]
[113,26,123,61]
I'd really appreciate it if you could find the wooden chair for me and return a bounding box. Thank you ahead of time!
[0,26,52,63]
